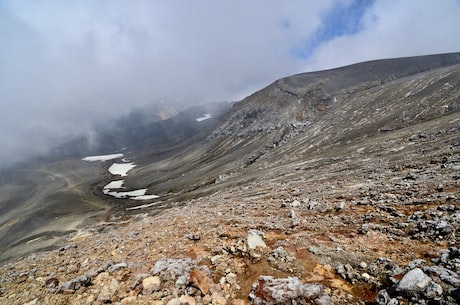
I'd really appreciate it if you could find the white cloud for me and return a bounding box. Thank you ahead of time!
[303,0,460,71]
[0,0,459,166]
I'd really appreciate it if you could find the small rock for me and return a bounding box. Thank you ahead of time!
[166,295,196,305]
[288,209,297,218]
[336,201,346,211]
[175,275,188,287]
[290,200,301,207]
[247,230,266,249]
[189,269,210,295]
[121,296,138,304]
[225,273,238,286]
[142,276,161,295]
[211,293,227,305]
[60,275,91,291]
[98,278,119,303]
[203,294,212,304]
[375,290,398,305]
[108,261,128,273]
[210,255,222,265]
[45,277,59,288]
[185,234,201,241]
[15,273,28,284]
[150,258,194,281]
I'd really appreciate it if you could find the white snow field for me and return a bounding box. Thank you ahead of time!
[82,153,123,162]
[108,163,136,176]
[195,113,212,122]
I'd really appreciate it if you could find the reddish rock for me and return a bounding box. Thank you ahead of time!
[189,269,210,295]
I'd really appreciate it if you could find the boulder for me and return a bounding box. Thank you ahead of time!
[396,268,442,299]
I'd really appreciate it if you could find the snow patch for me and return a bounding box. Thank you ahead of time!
[82,153,123,162]
[104,180,125,189]
[103,188,147,198]
[127,202,159,210]
[131,194,160,200]
[103,188,160,200]
[196,113,212,122]
[109,163,136,176]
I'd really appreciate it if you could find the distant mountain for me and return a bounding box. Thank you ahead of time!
[51,100,231,157]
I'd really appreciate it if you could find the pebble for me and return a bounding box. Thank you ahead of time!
[166,295,196,305]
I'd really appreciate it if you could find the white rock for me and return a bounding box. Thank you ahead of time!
[247,231,266,249]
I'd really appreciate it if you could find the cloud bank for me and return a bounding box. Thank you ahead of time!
[0,0,459,167]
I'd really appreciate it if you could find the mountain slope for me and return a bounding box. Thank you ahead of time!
[122,52,460,203]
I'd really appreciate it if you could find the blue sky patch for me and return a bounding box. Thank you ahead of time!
[294,0,374,59]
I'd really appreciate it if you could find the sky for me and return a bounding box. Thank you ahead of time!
[1,0,460,167]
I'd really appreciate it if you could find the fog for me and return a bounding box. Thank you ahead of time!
[1,0,459,167]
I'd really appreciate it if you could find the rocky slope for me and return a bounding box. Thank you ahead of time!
[1,53,460,304]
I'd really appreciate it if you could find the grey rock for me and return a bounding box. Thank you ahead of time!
[60,274,91,291]
[150,258,194,280]
[424,266,460,287]
[396,268,442,299]
[272,246,289,259]
[175,275,188,287]
[248,276,330,305]
[130,273,150,290]
[185,233,201,241]
[107,261,128,273]
[407,259,425,270]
